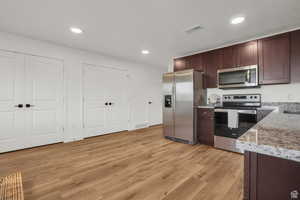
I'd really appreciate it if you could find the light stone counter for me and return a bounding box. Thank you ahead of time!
[237,108,300,162]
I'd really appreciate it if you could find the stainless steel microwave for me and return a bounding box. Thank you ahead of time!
[217,65,258,89]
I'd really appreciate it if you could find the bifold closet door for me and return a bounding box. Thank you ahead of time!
[0,51,64,153]
[83,64,128,138]
[0,51,26,153]
[24,56,64,148]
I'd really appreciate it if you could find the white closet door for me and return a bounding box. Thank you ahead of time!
[83,64,110,137]
[24,56,64,148]
[83,64,128,137]
[0,51,26,153]
[106,69,128,133]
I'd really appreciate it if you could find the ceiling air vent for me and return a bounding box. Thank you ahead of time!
[185,25,203,34]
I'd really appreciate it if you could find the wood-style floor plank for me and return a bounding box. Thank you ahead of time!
[0,126,243,200]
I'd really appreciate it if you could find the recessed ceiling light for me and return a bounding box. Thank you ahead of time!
[231,17,245,25]
[142,50,150,55]
[70,27,83,34]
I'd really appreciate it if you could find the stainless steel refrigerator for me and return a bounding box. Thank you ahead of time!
[162,69,205,144]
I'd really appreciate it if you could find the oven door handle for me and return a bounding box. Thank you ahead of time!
[214,109,257,115]
[214,109,229,113]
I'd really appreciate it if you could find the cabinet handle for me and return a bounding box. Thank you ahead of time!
[109,102,112,106]
[105,102,108,106]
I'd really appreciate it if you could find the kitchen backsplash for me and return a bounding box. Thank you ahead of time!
[207,82,300,103]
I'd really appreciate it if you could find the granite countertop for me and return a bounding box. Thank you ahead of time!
[237,107,300,162]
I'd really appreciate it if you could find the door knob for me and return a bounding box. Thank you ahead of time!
[25,104,34,108]
[14,104,23,108]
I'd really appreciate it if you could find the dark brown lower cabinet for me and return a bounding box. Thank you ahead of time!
[244,151,300,200]
[197,108,214,146]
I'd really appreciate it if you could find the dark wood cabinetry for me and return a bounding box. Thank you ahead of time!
[258,33,290,84]
[203,50,222,88]
[236,41,258,67]
[174,30,295,87]
[244,151,300,200]
[197,108,214,146]
[188,54,204,71]
[221,40,258,69]
[220,46,236,69]
[220,41,258,69]
[174,57,188,72]
[174,55,204,72]
[291,30,300,83]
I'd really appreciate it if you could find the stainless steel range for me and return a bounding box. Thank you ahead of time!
[214,94,261,153]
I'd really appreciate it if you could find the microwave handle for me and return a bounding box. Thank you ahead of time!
[246,70,250,82]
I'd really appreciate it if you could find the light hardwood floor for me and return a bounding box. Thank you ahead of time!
[0,126,243,200]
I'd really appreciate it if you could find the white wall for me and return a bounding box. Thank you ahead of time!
[207,83,300,103]
[0,31,165,142]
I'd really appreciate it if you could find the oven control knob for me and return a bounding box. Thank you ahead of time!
[250,96,253,99]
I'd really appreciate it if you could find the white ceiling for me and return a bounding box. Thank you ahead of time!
[0,0,300,68]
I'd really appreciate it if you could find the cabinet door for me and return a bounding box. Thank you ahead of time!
[174,57,187,71]
[203,50,222,88]
[197,108,214,146]
[236,41,258,67]
[291,30,300,83]
[189,54,204,71]
[257,154,300,200]
[220,46,236,69]
[258,33,290,84]
[245,152,300,200]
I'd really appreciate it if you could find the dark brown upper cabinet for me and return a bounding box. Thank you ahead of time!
[220,41,258,69]
[188,54,204,71]
[220,46,237,69]
[174,57,188,72]
[291,30,300,83]
[174,54,204,72]
[203,50,222,88]
[258,33,291,85]
[236,41,258,67]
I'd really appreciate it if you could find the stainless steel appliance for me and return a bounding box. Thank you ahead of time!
[217,65,258,89]
[162,69,205,144]
[214,94,261,153]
